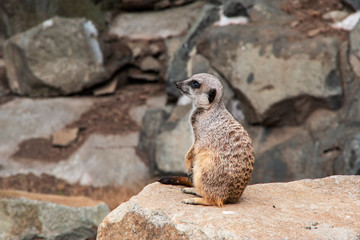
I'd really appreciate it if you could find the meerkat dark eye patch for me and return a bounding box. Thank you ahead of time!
[208,89,216,103]
[189,80,200,89]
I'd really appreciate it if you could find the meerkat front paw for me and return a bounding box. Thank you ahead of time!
[182,187,202,197]
[181,197,215,206]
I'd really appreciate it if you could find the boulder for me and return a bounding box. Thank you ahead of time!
[198,25,343,126]
[137,109,169,171]
[248,0,291,23]
[342,0,360,11]
[140,56,162,72]
[0,190,109,240]
[250,107,360,183]
[0,0,105,38]
[97,176,360,240]
[342,133,360,175]
[223,0,248,17]
[120,0,196,11]
[155,105,192,173]
[109,2,204,40]
[349,21,360,77]
[0,59,9,97]
[3,17,107,97]
[102,36,133,79]
[252,126,314,183]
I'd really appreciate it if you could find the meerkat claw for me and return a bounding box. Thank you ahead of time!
[182,187,202,197]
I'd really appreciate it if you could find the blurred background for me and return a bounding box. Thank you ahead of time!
[0,0,360,238]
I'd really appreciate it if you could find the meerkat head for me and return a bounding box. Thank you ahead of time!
[175,73,224,109]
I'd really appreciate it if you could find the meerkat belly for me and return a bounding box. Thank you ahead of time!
[192,147,252,202]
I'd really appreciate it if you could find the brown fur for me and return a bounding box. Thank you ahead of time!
[159,73,255,207]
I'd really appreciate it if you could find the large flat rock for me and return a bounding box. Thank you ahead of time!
[0,97,93,162]
[0,97,149,188]
[197,25,343,126]
[1,190,109,240]
[97,175,360,240]
[109,2,204,40]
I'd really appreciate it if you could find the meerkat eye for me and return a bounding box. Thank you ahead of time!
[189,80,200,89]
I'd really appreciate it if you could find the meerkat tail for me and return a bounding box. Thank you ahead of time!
[158,176,193,187]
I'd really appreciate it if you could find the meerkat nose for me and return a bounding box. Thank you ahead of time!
[175,81,181,89]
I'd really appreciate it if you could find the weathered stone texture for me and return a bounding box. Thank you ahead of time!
[97,176,360,240]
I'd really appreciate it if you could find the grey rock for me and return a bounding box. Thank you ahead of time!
[342,0,360,11]
[0,59,9,97]
[166,4,220,98]
[139,56,162,72]
[128,69,158,82]
[253,126,316,183]
[349,21,360,77]
[0,190,109,240]
[0,96,150,189]
[102,38,133,81]
[343,133,360,175]
[138,109,169,172]
[155,105,192,174]
[52,133,150,187]
[0,97,94,172]
[4,17,107,97]
[322,10,349,22]
[97,176,360,240]
[223,0,248,17]
[248,0,291,23]
[343,83,360,120]
[251,106,360,183]
[109,2,204,40]
[198,25,343,126]
[120,0,196,11]
[0,0,105,39]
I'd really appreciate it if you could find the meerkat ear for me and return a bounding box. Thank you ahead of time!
[208,89,217,103]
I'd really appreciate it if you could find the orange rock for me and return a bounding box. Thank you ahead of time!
[52,127,79,147]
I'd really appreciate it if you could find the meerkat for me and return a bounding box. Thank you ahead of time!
[159,73,255,207]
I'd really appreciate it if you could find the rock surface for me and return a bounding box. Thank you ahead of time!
[155,105,192,173]
[349,21,360,77]
[0,59,9,97]
[0,0,105,38]
[51,133,149,187]
[0,97,94,165]
[0,95,150,187]
[0,190,109,240]
[120,0,195,11]
[97,176,360,240]
[109,2,204,40]
[51,127,79,147]
[198,26,343,125]
[4,17,107,97]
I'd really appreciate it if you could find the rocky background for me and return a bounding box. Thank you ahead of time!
[0,0,360,239]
